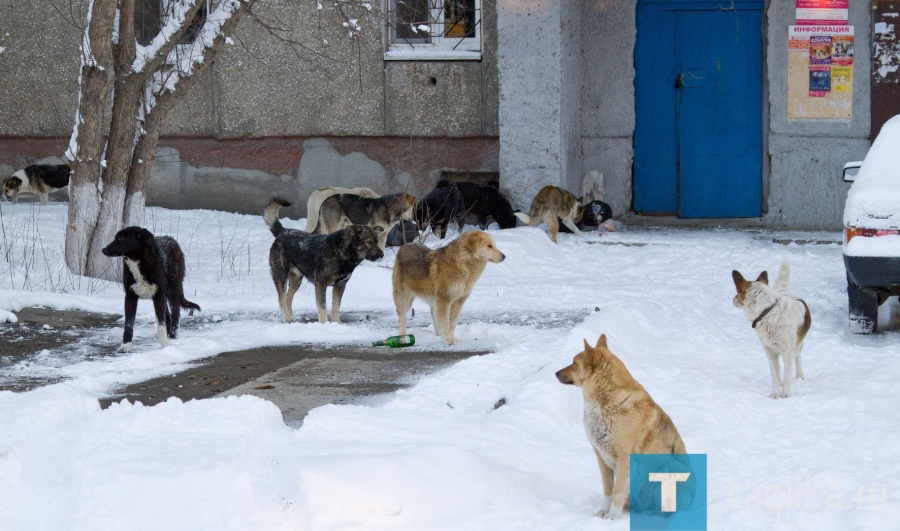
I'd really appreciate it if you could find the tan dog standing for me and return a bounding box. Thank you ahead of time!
[393,231,505,345]
[514,185,583,243]
[556,334,687,520]
[732,260,811,398]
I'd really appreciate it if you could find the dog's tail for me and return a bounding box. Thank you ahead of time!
[514,210,543,227]
[264,197,291,237]
[305,190,324,233]
[181,297,201,316]
[775,259,791,292]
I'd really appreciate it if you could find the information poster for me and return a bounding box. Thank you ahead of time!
[788,25,853,118]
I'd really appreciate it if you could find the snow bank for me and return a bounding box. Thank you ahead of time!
[1,202,898,529]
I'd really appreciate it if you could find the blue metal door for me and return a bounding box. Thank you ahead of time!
[634,0,763,218]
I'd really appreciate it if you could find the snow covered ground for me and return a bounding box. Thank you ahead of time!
[1,202,898,530]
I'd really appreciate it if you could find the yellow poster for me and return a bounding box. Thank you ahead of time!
[832,66,852,92]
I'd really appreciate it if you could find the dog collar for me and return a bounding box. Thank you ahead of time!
[752,303,777,329]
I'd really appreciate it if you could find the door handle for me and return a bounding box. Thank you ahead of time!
[675,73,683,89]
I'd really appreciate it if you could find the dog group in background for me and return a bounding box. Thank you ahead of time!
[305,186,379,233]
[101,227,200,352]
[315,191,416,250]
[556,334,688,520]
[265,197,384,324]
[392,230,505,345]
[514,185,584,243]
[732,260,812,398]
[3,163,71,204]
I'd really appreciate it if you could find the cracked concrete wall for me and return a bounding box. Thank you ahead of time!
[497,0,581,211]
[0,1,500,215]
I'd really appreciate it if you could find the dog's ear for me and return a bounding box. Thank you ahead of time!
[595,334,608,349]
[732,270,749,291]
[464,232,481,254]
[756,271,769,285]
[583,338,592,352]
[136,228,154,242]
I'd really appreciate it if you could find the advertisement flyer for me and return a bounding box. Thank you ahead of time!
[809,66,832,96]
[832,35,854,65]
[795,0,849,25]
[809,35,833,64]
[831,66,853,92]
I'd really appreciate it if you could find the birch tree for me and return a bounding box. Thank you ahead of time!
[64,0,374,280]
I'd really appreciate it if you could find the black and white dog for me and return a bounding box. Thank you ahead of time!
[265,197,384,324]
[3,164,71,204]
[102,227,200,352]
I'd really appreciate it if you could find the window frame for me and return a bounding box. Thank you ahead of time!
[385,0,483,61]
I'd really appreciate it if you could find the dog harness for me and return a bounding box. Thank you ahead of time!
[752,303,777,329]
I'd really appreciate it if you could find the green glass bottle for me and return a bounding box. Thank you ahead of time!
[372,334,415,347]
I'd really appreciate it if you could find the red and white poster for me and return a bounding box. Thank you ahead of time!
[796,0,848,26]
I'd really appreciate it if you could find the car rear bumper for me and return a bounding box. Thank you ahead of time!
[843,254,900,289]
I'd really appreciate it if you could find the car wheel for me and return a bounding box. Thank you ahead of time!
[847,278,878,334]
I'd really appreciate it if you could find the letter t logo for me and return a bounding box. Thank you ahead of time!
[648,473,691,512]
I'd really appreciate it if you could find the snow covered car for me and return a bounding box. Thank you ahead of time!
[841,115,900,333]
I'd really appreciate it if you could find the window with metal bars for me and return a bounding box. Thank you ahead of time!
[387,0,482,56]
[135,0,207,46]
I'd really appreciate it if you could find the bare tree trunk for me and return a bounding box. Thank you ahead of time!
[87,0,141,281]
[64,0,117,277]
[123,0,256,226]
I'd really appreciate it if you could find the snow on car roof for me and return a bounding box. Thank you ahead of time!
[843,114,900,229]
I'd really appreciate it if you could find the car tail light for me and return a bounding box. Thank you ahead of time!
[846,226,900,243]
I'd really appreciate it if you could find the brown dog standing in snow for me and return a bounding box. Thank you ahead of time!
[392,230,505,344]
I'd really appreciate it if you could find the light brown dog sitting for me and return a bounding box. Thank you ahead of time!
[392,231,505,345]
[556,334,687,519]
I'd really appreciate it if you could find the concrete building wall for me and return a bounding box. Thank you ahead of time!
[576,0,870,230]
[0,1,500,217]
[580,0,637,216]
[497,0,569,211]
[498,0,871,230]
[559,0,583,195]
[763,0,871,229]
